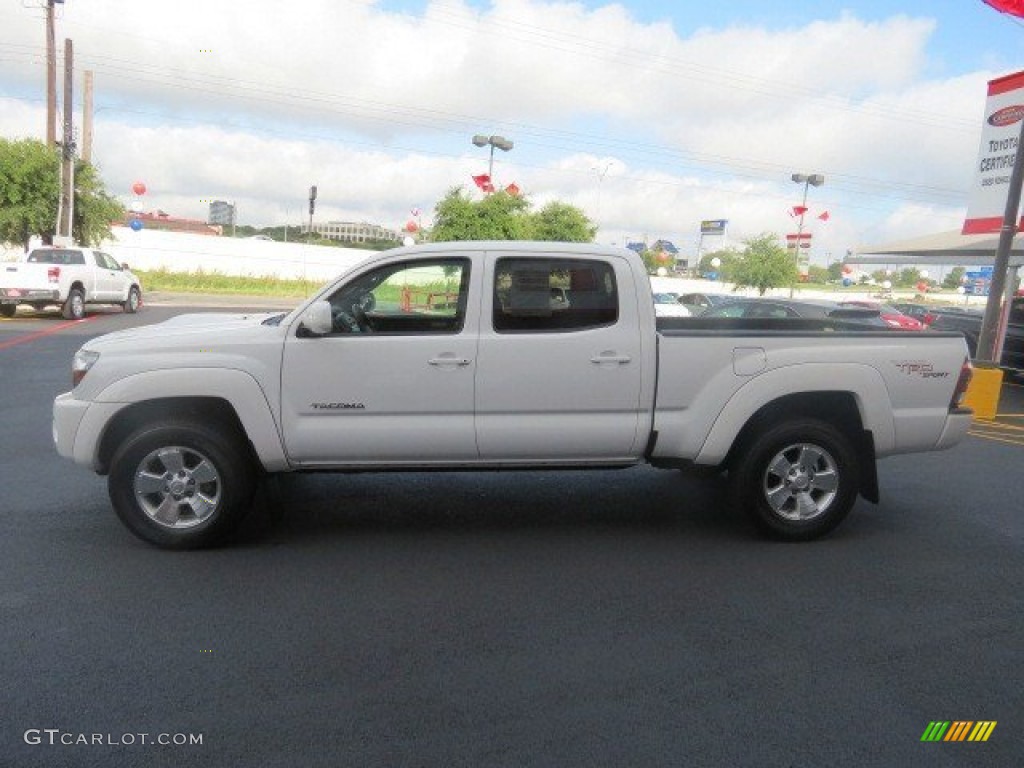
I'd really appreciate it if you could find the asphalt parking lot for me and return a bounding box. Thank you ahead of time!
[1,304,1021,767]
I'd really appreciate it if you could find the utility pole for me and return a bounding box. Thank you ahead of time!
[58,38,75,242]
[82,70,93,163]
[45,0,57,146]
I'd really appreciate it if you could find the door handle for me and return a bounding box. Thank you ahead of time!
[428,357,471,366]
[590,353,631,365]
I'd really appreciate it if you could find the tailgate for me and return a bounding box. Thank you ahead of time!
[0,263,54,291]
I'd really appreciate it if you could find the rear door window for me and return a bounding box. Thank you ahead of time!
[493,258,618,332]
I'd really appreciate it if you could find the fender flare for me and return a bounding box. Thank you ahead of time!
[694,362,894,465]
[94,368,289,471]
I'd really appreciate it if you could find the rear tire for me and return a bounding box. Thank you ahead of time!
[107,419,256,549]
[730,419,860,541]
[61,287,85,320]
[0,304,15,318]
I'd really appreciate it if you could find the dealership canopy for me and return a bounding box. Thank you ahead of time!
[847,229,1024,268]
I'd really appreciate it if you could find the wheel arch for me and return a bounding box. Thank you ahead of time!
[96,397,258,475]
[719,391,879,503]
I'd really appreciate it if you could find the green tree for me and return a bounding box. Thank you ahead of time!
[430,186,593,243]
[0,137,123,250]
[731,234,796,295]
[531,201,596,242]
[72,161,125,247]
[806,264,829,284]
[827,261,844,281]
[698,248,740,280]
[943,266,966,290]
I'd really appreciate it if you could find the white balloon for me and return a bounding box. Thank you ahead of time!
[402,236,415,247]
[710,257,722,268]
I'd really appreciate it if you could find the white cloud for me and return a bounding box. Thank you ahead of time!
[0,1,995,261]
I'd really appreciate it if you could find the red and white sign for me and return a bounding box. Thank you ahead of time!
[963,69,1024,234]
[785,233,812,241]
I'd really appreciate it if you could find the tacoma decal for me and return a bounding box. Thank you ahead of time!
[311,402,366,410]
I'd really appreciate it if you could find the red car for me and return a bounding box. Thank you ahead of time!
[839,301,925,330]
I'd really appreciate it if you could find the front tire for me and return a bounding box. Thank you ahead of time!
[123,285,141,314]
[730,419,860,541]
[107,420,256,549]
[61,287,85,320]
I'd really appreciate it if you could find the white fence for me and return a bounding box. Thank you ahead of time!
[2,227,374,283]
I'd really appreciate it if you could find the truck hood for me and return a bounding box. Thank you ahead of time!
[85,311,288,350]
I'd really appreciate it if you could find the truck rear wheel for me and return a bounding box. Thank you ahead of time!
[730,419,859,541]
[0,304,15,318]
[107,419,256,549]
[61,288,85,320]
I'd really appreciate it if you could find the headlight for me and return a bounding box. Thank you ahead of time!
[72,349,100,387]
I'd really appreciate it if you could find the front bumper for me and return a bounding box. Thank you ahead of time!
[53,392,126,471]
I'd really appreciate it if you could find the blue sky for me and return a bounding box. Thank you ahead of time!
[1,0,1023,260]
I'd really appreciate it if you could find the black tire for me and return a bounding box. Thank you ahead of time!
[730,419,860,541]
[0,304,15,318]
[107,419,256,549]
[61,287,85,320]
[123,285,141,314]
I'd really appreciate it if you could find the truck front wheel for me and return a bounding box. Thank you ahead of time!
[61,288,85,320]
[107,420,256,549]
[123,286,141,314]
[730,419,859,541]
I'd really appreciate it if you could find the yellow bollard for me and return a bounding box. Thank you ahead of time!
[962,365,1004,420]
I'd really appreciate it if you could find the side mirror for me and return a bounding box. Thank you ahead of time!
[298,300,333,337]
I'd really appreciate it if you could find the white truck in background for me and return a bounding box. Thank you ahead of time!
[0,247,142,319]
[52,241,973,549]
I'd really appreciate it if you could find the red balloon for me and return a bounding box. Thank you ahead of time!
[132,181,147,196]
[657,252,669,262]
[404,220,418,233]
[841,265,852,274]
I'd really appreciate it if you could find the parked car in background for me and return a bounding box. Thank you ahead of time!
[0,247,142,319]
[653,292,691,318]
[890,302,941,327]
[699,297,888,327]
[677,292,731,315]
[927,296,1024,369]
[838,300,924,330]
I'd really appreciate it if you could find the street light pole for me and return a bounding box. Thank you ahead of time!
[472,134,513,184]
[789,173,824,297]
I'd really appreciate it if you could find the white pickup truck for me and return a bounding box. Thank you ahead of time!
[52,241,973,549]
[0,246,142,319]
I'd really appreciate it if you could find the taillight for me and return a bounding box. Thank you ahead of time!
[48,266,60,284]
[951,357,973,409]
[923,312,937,326]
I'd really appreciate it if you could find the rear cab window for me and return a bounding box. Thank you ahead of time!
[27,249,86,265]
[492,257,618,332]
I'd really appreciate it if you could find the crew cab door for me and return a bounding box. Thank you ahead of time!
[474,253,645,461]
[280,255,480,465]
[94,251,129,300]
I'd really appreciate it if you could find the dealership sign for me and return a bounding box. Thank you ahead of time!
[963,69,1024,234]
[700,219,727,234]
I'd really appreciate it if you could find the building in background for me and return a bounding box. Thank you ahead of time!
[208,200,237,228]
[302,220,401,245]
[123,211,222,236]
